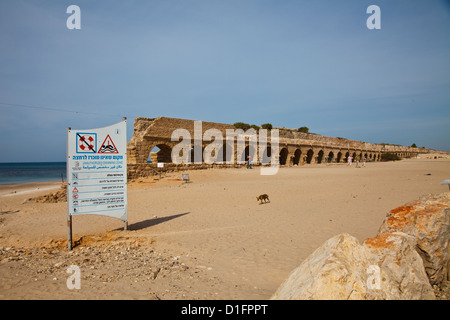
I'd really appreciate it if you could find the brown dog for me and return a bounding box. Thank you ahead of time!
[256,194,270,204]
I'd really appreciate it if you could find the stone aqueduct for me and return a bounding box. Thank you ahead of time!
[127,117,430,179]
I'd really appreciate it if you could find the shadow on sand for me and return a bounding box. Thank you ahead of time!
[125,212,190,231]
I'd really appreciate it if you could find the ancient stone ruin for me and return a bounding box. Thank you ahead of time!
[127,116,436,180]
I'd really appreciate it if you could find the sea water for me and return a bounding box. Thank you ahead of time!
[0,162,66,185]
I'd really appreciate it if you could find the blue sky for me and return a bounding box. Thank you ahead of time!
[0,0,449,162]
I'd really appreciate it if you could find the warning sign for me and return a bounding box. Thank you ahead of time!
[67,120,127,222]
[98,134,118,153]
[76,133,97,153]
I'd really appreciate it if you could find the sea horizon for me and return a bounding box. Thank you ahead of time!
[0,161,66,185]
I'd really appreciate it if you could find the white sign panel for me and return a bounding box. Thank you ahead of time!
[67,120,127,222]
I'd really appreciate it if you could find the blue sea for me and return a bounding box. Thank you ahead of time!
[0,162,66,185]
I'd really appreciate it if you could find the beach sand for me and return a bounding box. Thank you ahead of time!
[1,158,449,300]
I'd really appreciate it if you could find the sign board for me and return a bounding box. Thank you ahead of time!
[157,162,164,168]
[66,119,127,249]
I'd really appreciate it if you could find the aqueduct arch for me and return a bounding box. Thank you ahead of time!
[305,149,314,164]
[279,148,289,165]
[293,149,301,165]
[317,150,324,164]
[148,143,172,164]
[327,151,334,163]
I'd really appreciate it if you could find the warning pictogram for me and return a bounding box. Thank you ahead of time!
[98,134,118,153]
[76,133,97,153]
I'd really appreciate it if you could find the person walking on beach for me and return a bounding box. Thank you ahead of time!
[347,155,353,166]
[355,155,360,168]
[363,156,366,167]
[247,155,252,169]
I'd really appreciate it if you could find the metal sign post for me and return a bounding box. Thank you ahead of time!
[157,162,164,179]
[66,119,128,250]
[68,215,73,251]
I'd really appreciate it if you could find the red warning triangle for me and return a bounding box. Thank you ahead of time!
[98,134,118,153]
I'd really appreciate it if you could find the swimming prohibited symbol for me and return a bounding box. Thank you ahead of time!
[98,134,118,153]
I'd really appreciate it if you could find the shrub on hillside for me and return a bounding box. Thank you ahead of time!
[233,122,251,130]
[261,123,272,130]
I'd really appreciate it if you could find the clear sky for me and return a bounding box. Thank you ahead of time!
[1,0,449,162]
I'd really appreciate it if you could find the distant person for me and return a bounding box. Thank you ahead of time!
[355,155,360,168]
[363,157,366,167]
[347,155,353,166]
[247,155,252,169]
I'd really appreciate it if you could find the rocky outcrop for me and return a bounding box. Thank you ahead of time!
[271,233,390,300]
[377,193,450,285]
[271,233,435,300]
[29,184,67,203]
[271,193,449,300]
[364,232,435,299]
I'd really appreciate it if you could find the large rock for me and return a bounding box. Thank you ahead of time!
[377,193,450,285]
[271,233,399,300]
[364,232,435,299]
[271,232,435,300]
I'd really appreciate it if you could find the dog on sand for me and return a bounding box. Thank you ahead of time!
[256,194,270,204]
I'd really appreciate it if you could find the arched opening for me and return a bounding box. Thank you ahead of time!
[352,152,357,161]
[189,146,206,164]
[147,146,158,163]
[261,146,272,164]
[336,152,342,163]
[243,146,250,163]
[306,149,314,164]
[241,144,257,164]
[327,151,334,163]
[216,140,233,164]
[147,144,172,164]
[235,143,257,165]
[279,148,289,165]
[293,149,301,165]
[317,150,324,164]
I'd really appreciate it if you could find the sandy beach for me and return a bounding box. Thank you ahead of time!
[1,158,449,300]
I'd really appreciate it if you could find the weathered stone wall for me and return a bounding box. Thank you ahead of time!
[126,116,442,180]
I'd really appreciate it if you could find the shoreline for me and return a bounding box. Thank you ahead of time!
[0,180,62,198]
